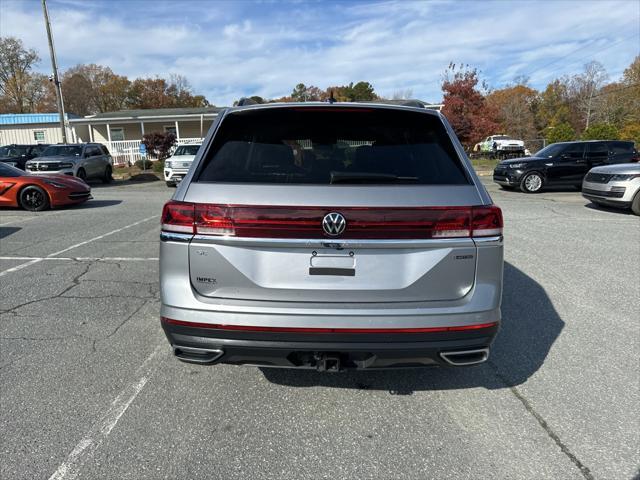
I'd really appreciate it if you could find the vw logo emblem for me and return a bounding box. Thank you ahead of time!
[322,212,346,236]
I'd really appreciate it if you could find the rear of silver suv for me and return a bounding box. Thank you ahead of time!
[160,103,503,370]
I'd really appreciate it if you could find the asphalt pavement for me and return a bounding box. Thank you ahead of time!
[0,178,638,480]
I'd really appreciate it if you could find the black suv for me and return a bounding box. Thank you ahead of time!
[0,144,50,170]
[493,140,638,193]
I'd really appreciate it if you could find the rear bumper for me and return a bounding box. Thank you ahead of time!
[161,317,499,370]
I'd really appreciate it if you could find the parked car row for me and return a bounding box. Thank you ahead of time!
[493,140,639,214]
[0,142,116,211]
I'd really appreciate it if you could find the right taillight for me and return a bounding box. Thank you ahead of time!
[471,205,503,237]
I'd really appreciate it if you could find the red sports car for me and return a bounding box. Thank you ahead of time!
[0,162,92,211]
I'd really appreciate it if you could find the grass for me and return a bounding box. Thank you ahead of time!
[469,156,499,173]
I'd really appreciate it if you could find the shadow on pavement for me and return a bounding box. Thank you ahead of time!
[583,201,632,216]
[0,226,21,239]
[261,262,563,392]
[67,199,122,209]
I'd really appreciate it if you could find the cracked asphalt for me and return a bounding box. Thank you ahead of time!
[1,178,638,479]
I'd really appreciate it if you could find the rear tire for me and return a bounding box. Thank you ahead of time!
[631,191,640,216]
[77,168,87,181]
[19,185,50,211]
[520,172,543,193]
[102,165,113,184]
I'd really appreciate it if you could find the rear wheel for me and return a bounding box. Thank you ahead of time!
[19,185,50,211]
[520,172,543,193]
[77,168,87,181]
[632,191,640,216]
[102,165,113,184]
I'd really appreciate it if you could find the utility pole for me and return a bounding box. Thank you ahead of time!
[42,0,67,143]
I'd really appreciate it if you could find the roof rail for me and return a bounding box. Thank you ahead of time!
[236,97,258,106]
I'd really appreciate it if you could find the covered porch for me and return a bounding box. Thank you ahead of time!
[69,107,221,164]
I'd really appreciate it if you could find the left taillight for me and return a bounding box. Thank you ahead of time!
[161,200,195,233]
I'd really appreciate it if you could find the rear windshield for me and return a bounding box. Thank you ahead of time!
[196,107,470,185]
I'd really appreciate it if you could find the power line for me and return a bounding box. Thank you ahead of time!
[525,33,639,80]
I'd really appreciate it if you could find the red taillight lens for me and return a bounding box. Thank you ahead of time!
[161,200,195,233]
[161,203,503,239]
[471,205,503,237]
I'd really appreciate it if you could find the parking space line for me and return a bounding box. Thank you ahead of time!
[0,256,159,261]
[0,215,158,278]
[48,344,166,480]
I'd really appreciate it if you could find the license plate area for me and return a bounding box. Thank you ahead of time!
[309,252,355,276]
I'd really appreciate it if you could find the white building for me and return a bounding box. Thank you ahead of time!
[0,113,77,145]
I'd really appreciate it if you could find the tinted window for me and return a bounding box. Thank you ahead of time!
[99,145,110,156]
[42,145,82,156]
[562,143,585,158]
[535,144,565,158]
[587,143,608,156]
[197,108,470,185]
[0,146,29,157]
[610,141,633,154]
[0,162,25,177]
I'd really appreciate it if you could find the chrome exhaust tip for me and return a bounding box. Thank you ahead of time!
[173,346,224,364]
[440,348,489,366]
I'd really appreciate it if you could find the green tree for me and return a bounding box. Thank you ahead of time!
[545,122,575,144]
[619,122,640,146]
[581,123,619,140]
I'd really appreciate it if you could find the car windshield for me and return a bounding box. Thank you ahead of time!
[0,146,30,157]
[0,162,25,177]
[174,145,201,156]
[41,145,82,156]
[197,108,470,185]
[535,144,565,158]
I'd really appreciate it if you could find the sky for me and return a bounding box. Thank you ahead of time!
[1,0,639,107]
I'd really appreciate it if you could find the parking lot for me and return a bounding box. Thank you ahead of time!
[1,178,638,480]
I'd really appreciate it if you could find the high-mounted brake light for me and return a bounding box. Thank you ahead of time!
[161,201,503,239]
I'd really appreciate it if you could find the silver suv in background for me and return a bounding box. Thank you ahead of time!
[582,163,640,215]
[160,102,504,371]
[25,143,113,183]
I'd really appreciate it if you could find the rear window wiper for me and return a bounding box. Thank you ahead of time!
[330,171,419,184]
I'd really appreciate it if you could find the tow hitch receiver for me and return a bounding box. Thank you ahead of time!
[315,353,342,372]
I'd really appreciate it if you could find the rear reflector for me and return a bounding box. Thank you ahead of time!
[162,317,498,333]
[161,201,503,239]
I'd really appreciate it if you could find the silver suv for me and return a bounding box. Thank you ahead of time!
[160,103,504,371]
[25,143,113,183]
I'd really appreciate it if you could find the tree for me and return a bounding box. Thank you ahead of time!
[536,79,576,133]
[290,83,324,101]
[486,85,538,140]
[619,122,640,146]
[545,122,575,144]
[141,132,176,161]
[62,64,131,115]
[570,61,608,130]
[0,36,41,113]
[440,64,499,148]
[581,123,619,141]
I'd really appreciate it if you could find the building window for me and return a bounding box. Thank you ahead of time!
[164,125,177,135]
[110,127,125,141]
[33,131,45,142]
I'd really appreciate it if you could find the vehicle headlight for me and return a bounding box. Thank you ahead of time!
[43,179,68,189]
[165,161,172,168]
[509,163,526,169]
[611,174,640,181]
[59,162,74,168]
